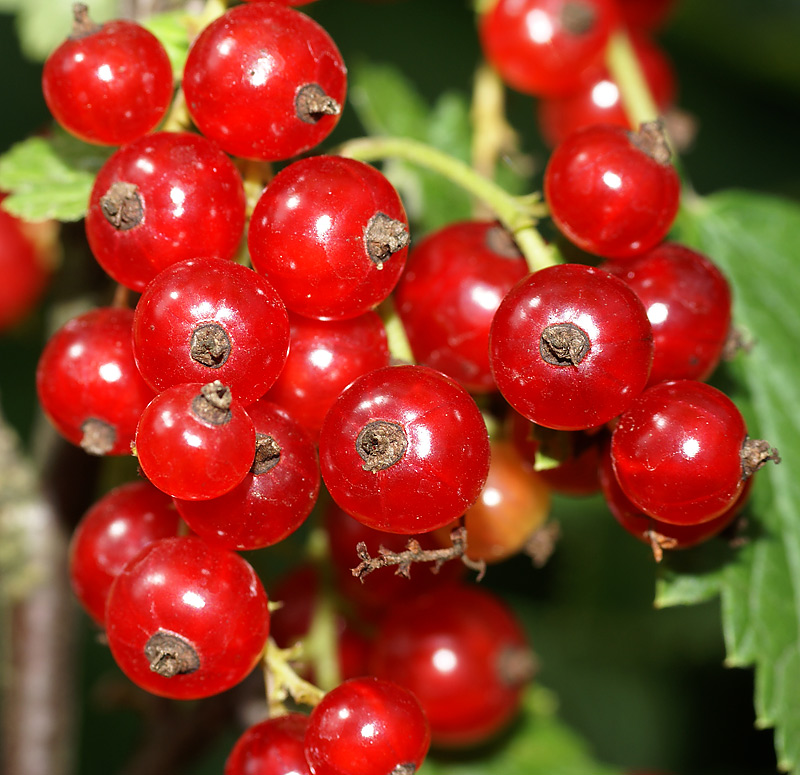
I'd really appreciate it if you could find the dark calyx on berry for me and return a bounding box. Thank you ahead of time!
[100,182,143,231]
[562,1,597,34]
[252,433,281,475]
[357,420,407,472]
[741,436,781,479]
[191,380,233,426]
[190,322,231,369]
[539,323,590,366]
[629,120,672,165]
[365,212,410,268]
[80,417,116,456]
[391,765,417,775]
[144,630,200,678]
[295,83,341,124]
[496,643,538,687]
[70,3,101,39]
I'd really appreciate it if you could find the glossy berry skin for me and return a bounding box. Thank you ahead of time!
[133,258,289,405]
[435,440,551,564]
[135,382,255,501]
[319,364,490,534]
[599,441,752,556]
[602,242,732,386]
[490,264,654,430]
[182,3,346,161]
[105,536,269,700]
[36,307,155,455]
[479,0,619,97]
[264,311,390,441]
[225,714,310,775]
[42,11,172,146]
[323,501,464,614]
[370,585,531,748]
[544,123,681,259]
[537,33,676,147]
[85,132,246,291]
[173,401,320,551]
[0,202,50,331]
[611,380,747,525]
[304,677,431,775]
[249,156,408,320]
[394,221,528,393]
[69,481,180,625]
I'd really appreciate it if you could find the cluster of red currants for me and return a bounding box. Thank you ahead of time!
[31,0,779,773]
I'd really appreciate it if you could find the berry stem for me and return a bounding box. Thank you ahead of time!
[263,637,325,715]
[380,297,415,364]
[336,136,557,273]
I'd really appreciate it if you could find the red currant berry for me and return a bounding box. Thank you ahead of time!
[42,4,173,146]
[36,307,155,455]
[182,3,346,161]
[69,481,180,626]
[304,677,431,775]
[323,501,465,614]
[132,258,289,405]
[602,242,732,385]
[611,380,777,525]
[394,221,528,393]
[618,0,676,30]
[225,714,311,775]
[599,440,752,559]
[435,440,551,564]
[85,132,246,291]
[105,536,269,700]
[544,122,681,259]
[489,264,654,430]
[264,311,390,441]
[135,381,255,500]
[249,156,409,320]
[0,200,51,331]
[479,0,619,97]
[370,584,533,748]
[537,33,676,147]
[173,401,320,551]
[319,365,490,534]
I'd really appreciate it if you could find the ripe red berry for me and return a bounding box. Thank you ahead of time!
[610,380,776,525]
[319,364,490,534]
[0,201,51,332]
[370,584,533,748]
[249,156,409,320]
[36,307,155,455]
[42,4,173,146]
[68,481,180,625]
[182,3,346,161]
[105,536,269,700]
[264,311,390,441]
[173,401,320,551]
[479,0,619,97]
[394,221,528,393]
[490,264,654,430]
[85,132,246,291]
[135,381,255,500]
[225,714,311,775]
[602,242,732,385]
[544,122,681,259]
[304,677,431,775]
[132,258,289,405]
[537,33,676,147]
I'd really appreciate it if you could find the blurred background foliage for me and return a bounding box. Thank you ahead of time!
[2,1,800,774]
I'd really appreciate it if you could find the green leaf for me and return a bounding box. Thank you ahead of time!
[142,11,191,79]
[662,190,800,772]
[419,686,620,775]
[0,131,112,221]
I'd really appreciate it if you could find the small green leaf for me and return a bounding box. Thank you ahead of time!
[0,131,112,221]
[663,190,800,772]
[419,686,620,775]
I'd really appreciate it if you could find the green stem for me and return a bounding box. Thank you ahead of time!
[605,29,661,131]
[336,136,556,273]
